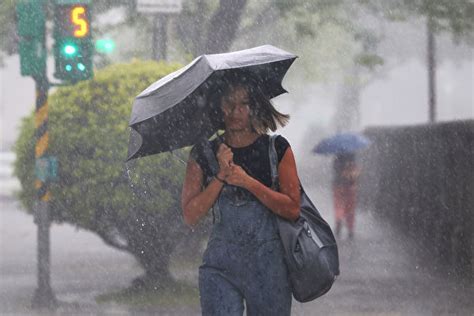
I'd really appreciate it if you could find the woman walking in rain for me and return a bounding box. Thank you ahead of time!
[181,74,300,315]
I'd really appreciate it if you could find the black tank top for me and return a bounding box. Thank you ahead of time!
[190,134,290,188]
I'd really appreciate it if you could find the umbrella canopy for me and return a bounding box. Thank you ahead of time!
[126,45,297,161]
[313,133,371,155]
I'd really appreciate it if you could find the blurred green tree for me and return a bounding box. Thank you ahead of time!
[0,0,18,65]
[13,60,200,290]
[363,0,474,122]
[379,0,474,40]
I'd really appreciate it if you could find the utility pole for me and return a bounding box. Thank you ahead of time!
[427,16,437,123]
[31,74,56,309]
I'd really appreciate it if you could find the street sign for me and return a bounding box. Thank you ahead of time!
[16,0,47,77]
[137,0,182,14]
[35,157,58,182]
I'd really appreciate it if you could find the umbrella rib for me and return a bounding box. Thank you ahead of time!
[170,150,187,165]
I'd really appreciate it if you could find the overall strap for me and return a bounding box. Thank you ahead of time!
[268,135,279,191]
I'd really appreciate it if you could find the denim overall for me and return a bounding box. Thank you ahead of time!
[198,140,292,316]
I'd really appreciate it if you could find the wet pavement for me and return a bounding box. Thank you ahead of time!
[1,182,473,315]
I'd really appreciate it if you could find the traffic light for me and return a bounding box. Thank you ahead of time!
[53,1,93,82]
[95,38,116,54]
[16,0,47,77]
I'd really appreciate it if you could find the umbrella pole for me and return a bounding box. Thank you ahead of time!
[170,150,187,165]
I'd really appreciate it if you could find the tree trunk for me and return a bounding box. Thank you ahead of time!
[121,207,188,291]
[175,0,247,56]
[131,245,174,290]
[205,0,248,53]
[334,65,362,132]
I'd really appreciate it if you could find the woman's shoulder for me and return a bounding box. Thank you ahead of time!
[274,134,290,146]
[269,134,291,162]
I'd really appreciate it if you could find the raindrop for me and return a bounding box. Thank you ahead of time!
[197,95,206,108]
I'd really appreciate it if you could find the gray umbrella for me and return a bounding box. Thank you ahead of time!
[126,45,297,161]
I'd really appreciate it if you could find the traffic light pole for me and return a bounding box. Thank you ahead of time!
[16,0,93,309]
[31,74,57,309]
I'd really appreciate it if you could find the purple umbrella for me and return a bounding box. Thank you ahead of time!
[313,133,371,155]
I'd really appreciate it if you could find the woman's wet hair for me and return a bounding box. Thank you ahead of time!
[207,71,290,134]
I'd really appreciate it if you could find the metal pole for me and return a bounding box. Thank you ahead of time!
[427,17,436,123]
[151,14,168,61]
[31,75,57,309]
[158,14,168,61]
[152,15,159,60]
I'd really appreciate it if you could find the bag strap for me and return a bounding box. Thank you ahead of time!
[269,134,305,194]
[199,136,222,224]
[200,138,220,179]
[268,135,279,191]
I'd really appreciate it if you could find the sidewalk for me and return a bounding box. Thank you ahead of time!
[295,211,474,315]
[1,185,473,315]
[289,185,473,315]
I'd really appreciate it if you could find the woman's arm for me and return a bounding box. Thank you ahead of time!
[181,158,225,226]
[226,147,301,221]
[181,144,233,227]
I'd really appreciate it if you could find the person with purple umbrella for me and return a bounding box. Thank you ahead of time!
[313,133,369,239]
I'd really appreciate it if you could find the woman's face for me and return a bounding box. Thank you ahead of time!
[220,86,252,132]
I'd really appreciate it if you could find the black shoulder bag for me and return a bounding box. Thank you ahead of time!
[269,135,340,302]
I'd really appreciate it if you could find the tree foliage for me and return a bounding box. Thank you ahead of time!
[382,0,474,40]
[3,0,473,63]
[14,60,195,288]
[0,0,18,64]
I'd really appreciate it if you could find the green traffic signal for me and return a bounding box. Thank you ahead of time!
[53,2,93,82]
[63,44,77,56]
[95,39,115,54]
[54,37,92,81]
